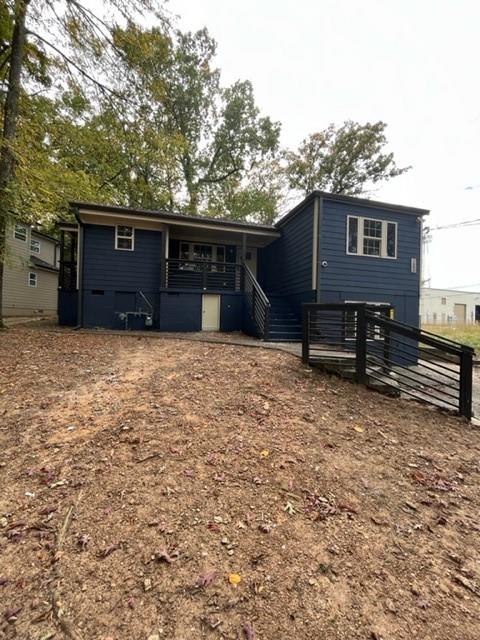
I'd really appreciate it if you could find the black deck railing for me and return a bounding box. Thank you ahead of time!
[164,258,242,291]
[244,264,270,338]
[302,303,474,420]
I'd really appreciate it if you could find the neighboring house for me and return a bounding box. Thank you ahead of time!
[57,191,428,338]
[2,222,59,318]
[420,287,480,325]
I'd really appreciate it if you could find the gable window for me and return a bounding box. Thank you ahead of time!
[347,216,397,259]
[14,223,27,241]
[30,238,41,254]
[28,271,37,287]
[115,225,134,250]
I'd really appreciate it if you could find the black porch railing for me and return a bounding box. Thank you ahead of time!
[164,258,242,291]
[302,303,474,420]
[58,230,78,290]
[244,264,270,338]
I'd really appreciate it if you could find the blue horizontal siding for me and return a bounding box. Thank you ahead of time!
[83,224,162,291]
[319,198,422,324]
[258,201,314,297]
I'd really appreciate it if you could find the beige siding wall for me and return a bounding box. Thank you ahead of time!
[2,225,58,317]
[420,287,480,325]
[32,232,56,265]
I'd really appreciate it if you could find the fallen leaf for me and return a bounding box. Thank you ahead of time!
[338,501,359,514]
[412,471,427,484]
[77,533,91,550]
[228,573,242,586]
[143,577,152,592]
[353,426,364,433]
[155,548,178,563]
[4,606,22,623]
[196,569,217,588]
[284,501,296,515]
[243,622,256,639]
[39,505,57,516]
[97,543,121,558]
[260,449,270,458]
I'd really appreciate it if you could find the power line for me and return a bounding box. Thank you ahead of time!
[425,218,480,232]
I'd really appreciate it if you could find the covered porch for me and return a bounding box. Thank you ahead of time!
[161,221,277,293]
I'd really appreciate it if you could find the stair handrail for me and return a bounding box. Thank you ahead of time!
[243,264,270,338]
[302,302,474,420]
[244,264,270,307]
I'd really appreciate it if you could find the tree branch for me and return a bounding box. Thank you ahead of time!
[199,165,240,184]
[26,30,121,99]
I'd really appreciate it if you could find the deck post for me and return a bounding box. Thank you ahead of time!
[302,305,310,364]
[459,348,473,419]
[355,305,367,384]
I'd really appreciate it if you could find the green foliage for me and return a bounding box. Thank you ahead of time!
[110,25,282,217]
[1,4,409,232]
[285,121,410,196]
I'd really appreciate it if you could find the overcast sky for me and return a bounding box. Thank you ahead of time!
[167,0,480,290]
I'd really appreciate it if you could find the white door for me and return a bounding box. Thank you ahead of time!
[202,294,220,331]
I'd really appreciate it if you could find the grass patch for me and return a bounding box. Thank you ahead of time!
[423,324,480,352]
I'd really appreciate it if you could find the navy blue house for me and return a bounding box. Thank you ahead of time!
[58,192,428,339]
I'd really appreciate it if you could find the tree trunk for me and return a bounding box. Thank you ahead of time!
[0,0,29,328]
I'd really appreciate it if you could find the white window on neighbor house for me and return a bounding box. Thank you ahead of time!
[30,237,41,254]
[14,223,27,241]
[347,216,397,259]
[115,225,134,250]
[441,297,447,305]
[28,272,37,287]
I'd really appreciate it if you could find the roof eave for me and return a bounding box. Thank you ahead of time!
[275,191,430,228]
[70,201,279,236]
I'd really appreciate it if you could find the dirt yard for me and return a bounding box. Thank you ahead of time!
[1,326,480,640]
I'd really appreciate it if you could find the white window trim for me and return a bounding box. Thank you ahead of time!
[346,215,397,259]
[30,237,41,254]
[115,225,135,251]
[14,223,27,242]
[28,271,37,287]
[179,242,226,263]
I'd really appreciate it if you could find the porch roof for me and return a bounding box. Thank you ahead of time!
[70,202,280,240]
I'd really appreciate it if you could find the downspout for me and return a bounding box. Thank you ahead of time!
[72,206,84,329]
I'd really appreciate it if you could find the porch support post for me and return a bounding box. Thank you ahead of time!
[162,225,169,288]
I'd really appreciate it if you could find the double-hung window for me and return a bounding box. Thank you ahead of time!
[115,225,134,250]
[14,223,27,241]
[347,216,397,259]
[30,238,41,254]
[28,272,37,287]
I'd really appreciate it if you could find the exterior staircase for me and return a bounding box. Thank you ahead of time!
[266,294,302,342]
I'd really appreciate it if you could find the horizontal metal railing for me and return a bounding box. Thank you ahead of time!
[244,264,270,338]
[302,303,474,420]
[164,258,242,291]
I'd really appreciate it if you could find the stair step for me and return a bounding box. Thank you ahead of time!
[269,314,299,320]
[270,316,302,330]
